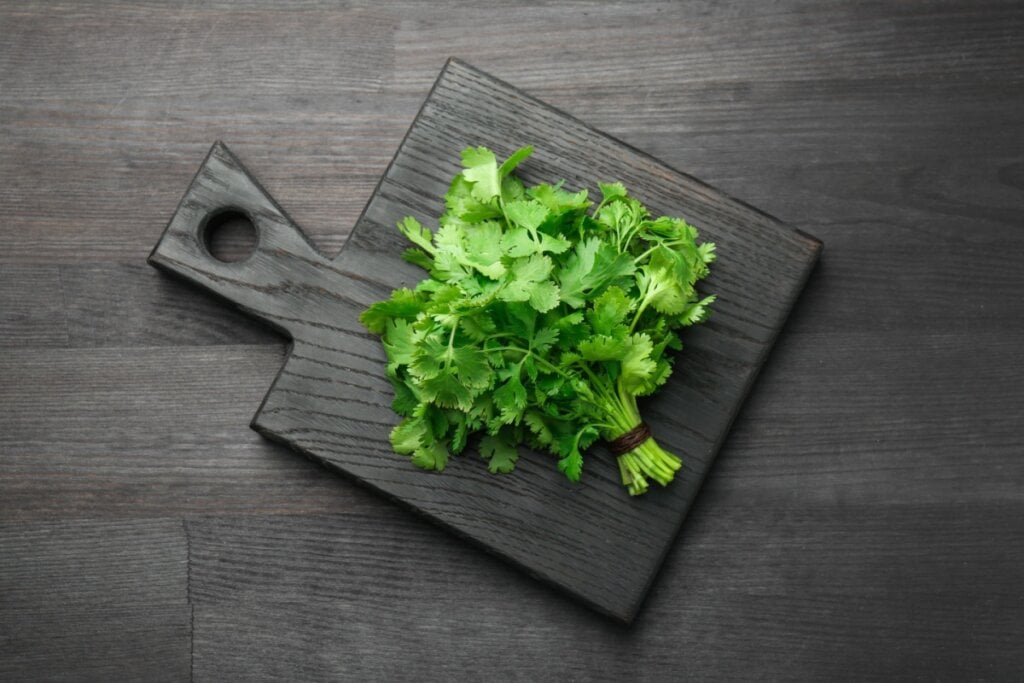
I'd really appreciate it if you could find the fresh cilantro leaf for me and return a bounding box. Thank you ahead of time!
[530,327,559,355]
[500,227,538,258]
[450,346,492,389]
[479,432,519,474]
[397,216,434,253]
[449,414,470,454]
[619,333,657,393]
[556,425,598,482]
[579,334,627,361]
[523,411,555,446]
[498,145,534,177]
[598,181,627,202]
[529,183,591,213]
[539,233,571,255]
[383,319,417,368]
[557,236,600,307]
[504,200,549,232]
[678,295,716,326]
[412,439,449,471]
[638,263,689,315]
[558,237,636,308]
[698,242,717,264]
[461,146,501,202]
[499,254,554,307]
[390,378,419,417]
[402,248,434,271]
[463,220,506,279]
[553,311,590,348]
[419,372,475,411]
[558,448,583,481]
[587,286,632,335]
[501,174,526,202]
[459,312,496,341]
[446,174,502,222]
[360,288,424,334]
[408,334,448,379]
[493,373,527,424]
[391,417,429,455]
[528,281,561,313]
[501,301,537,340]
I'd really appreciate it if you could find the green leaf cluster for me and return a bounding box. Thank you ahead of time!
[361,145,716,494]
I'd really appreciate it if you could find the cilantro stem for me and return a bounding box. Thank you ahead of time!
[470,280,508,308]
[634,245,658,264]
[618,223,642,253]
[443,319,459,369]
[593,197,612,216]
[633,238,687,264]
[488,345,582,386]
[629,298,652,333]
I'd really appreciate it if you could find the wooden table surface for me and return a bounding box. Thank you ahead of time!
[2,1,1022,680]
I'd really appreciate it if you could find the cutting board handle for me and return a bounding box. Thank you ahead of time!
[148,141,329,339]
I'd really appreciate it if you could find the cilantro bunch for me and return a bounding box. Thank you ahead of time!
[360,145,715,495]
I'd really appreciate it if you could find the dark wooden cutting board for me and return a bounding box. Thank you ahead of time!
[148,58,821,623]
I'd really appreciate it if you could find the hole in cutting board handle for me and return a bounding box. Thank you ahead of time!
[202,208,257,263]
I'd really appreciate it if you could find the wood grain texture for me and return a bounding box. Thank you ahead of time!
[0,345,387,521]
[0,520,191,680]
[0,519,188,610]
[3,0,1024,678]
[1,605,192,682]
[186,508,1024,680]
[147,60,820,622]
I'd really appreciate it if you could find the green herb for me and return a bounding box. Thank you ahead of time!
[360,145,715,495]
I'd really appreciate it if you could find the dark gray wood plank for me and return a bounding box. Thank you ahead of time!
[0,4,392,101]
[0,346,282,446]
[0,519,191,680]
[193,595,1023,681]
[0,519,188,610]
[713,329,1024,504]
[187,507,1024,680]
[0,345,386,521]
[1,605,192,682]
[391,1,1024,90]
[58,263,280,347]
[0,265,69,347]
[147,55,821,621]
[0,263,280,348]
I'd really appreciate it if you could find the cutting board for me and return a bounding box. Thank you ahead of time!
[149,59,821,623]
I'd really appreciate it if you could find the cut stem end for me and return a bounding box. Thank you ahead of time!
[614,433,682,496]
